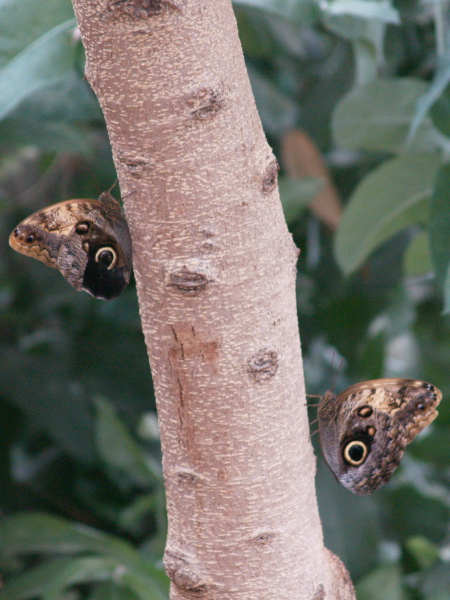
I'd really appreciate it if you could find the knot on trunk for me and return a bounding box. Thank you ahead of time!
[106,0,183,18]
[164,550,211,595]
[177,468,201,486]
[247,348,279,381]
[118,154,152,177]
[165,259,214,294]
[188,86,223,121]
[262,157,279,194]
[251,530,277,545]
[313,583,326,599]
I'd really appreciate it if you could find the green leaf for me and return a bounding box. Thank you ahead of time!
[429,164,450,296]
[8,71,100,123]
[409,52,450,140]
[247,64,298,135]
[0,513,151,571]
[405,536,440,570]
[0,3,100,151]
[335,154,441,275]
[118,494,156,535]
[320,2,398,84]
[443,263,450,315]
[0,0,74,67]
[0,557,116,600]
[234,7,277,58]
[232,0,320,24]
[279,176,324,224]
[403,230,433,277]
[430,82,450,139]
[119,571,169,600]
[95,397,161,488]
[0,19,78,121]
[355,563,405,600]
[42,557,119,600]
[89,582,141,600]
[332,78,442,154]
[0,514,168,600]
[317,469,382,579]
[321,0,399,23]
[0,121,87,153]
[419,562,450,600]
[0,556,169,600]
[0,349,95,463]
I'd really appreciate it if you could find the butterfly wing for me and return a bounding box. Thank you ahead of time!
[318,379,441,495]
[9,193,132,300]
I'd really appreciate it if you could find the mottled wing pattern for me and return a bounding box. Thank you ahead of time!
[318,379,441,495]
[9,192,132,299]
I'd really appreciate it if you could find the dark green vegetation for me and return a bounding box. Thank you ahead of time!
[1,1,450,599]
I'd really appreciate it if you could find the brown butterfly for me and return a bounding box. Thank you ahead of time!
[318,378,442,495]
[9,191,132,300]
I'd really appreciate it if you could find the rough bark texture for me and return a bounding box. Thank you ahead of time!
[71,1,355,598]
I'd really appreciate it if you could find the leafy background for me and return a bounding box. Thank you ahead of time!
[1,0,450,599]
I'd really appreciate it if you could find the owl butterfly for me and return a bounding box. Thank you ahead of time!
[318,378,442,495]
[9,192,132,300]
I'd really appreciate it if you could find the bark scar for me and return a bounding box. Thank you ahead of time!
[313,583,326,599]
[105,0,183,18]
[247,348,279,381]
[117,154,151,177]
[164,259,215,294]
[251,530,277,545]
[168,322,223,448]
[187,86,224,121]
[262,157,280,194]
[168,268,211,292]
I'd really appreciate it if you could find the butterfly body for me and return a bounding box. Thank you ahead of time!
[318,378,441,495]
[9,192,132,300]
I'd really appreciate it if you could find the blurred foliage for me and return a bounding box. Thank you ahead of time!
[1,0,450,599]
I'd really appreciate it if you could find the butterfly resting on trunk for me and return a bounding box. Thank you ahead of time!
[9,191,132,300]
[316,378,442,495]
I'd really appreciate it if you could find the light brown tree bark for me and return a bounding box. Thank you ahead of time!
[71,1,356,598]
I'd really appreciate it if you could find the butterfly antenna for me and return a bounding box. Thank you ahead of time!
[306,393,322,407]
[107,179,119,194]
[330,355,345,395]
[121,189,137,201]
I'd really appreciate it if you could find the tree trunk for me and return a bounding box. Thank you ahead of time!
[71,1,355,598]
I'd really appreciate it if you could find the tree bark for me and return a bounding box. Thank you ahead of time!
[71,1,355,598]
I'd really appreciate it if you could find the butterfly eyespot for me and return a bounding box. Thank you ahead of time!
[357,406,373,418]
[75,221,91,234]
[95,246,117,269]
[343,441,368,466]
[417,403,426,411]
[13,228,19,237]
[26,234,35,243]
